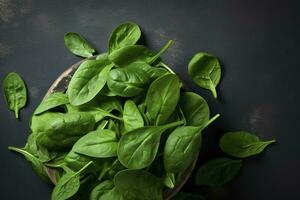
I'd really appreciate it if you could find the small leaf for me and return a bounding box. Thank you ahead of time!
[67,59,113,106]
[109,22,141,53]
[3,72,27,119]
[219,131,276,158]
[188,52,221,98]
[34,92,69,115]
[73,129,118,158]
[123,100,144,132]
[195,157,242,187]
[64,32,95,57]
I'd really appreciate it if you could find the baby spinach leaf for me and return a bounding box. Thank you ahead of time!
[109,22,141,53]
[108,40,173,67]
[173,192,206,200]
[220,131,276,158]
[118,121,183,169]
[51,161,92,200]
[146,74,181,125]
[34,92,69,115]
[107,62,151,97]
[114,169,163,200]
[90,180,114,200]
[68,59,113,106]
[3,72,27,119]
[73,129,118,158]
[163,172,176,189]
[195,157,242,187]
[123,100,144,132]
[8,146,49,182]
[31,112,95,150]
[188,52,221,98]
[179,92,209,126]
[164,126,202,173]
[64,150,97,172]
[64,32,95,57]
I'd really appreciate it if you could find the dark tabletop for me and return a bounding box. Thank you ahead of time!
[1,0,299,199]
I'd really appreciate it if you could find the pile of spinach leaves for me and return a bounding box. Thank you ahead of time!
[6,22,275,200]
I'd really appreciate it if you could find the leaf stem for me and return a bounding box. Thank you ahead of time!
[203,113,220,128]
[150,40,173,64]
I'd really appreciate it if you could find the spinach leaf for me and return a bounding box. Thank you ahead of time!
[34,92,69,115]
[64,150,97,172]
[51,161,92,200]
[114,169,163,200]
[64,32,95,57]
[96,52,109,60]
[123,100,144,132]
[73,129,118,158]
[107,62,151,97]
[220,131,276,158]
[97,120,109,130]
[163,172,176,189]
[188,52,221,98]
[164,114,220,173]
[108,40,173,67]
[146,74,181,125]
[173,192,206,200]
[195,157,242,187]
[68,59,113,106]
[118,121,183,169]
[179,92,209,126]
[31,112,95,150]
[8,146,49,182]
[3,72,27,119]
[90,180,114,200]
[109,22,141,53]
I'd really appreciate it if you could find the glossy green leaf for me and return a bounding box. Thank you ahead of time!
[109,22,141,53]
[3,72,27,119]
[188,52,221,98]
[114,169,163,200]
[146,74,181,125]
[107,62,151,97]
[123,100,144,132]
[220,131,276,158]
[73,129,118,158]
[179,92,209,126]
[64,32,95,57]
[51,161,92,200]
[195,157,242,187]
[31,112,95,150]
[34,92,69,115]
[108,40,173,67]
[118,121,183,169]
[68,59,113,106]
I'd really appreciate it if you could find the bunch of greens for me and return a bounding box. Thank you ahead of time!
[6,22,275,200]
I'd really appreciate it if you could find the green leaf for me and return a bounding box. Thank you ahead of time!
[179,92,209,126]
[123,100,144,132]
[8,146,49,181]
[219,131,276,158]
[108,40,173,67]
[172,192,206,200]
[3,72,27,119]
[34,92,69,115]
[195,157,242,187]
[114,169,163,200]
[163,172,176,189]
[67,59,113,106]
[64,32,95,57]
[107,62,151,97]
[188,52,221,98]
[164,126,202,173]
[90,180,114,200]
[118,121,183,169]
[31,112,95,150]
[146,74,181,125]
[73,129,118,158]
[109,22,141,53]
[51,161,93,200]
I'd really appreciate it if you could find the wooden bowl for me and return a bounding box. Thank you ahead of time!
[44,57,198,200]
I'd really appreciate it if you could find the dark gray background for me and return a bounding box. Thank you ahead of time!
[1,0,299,199]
